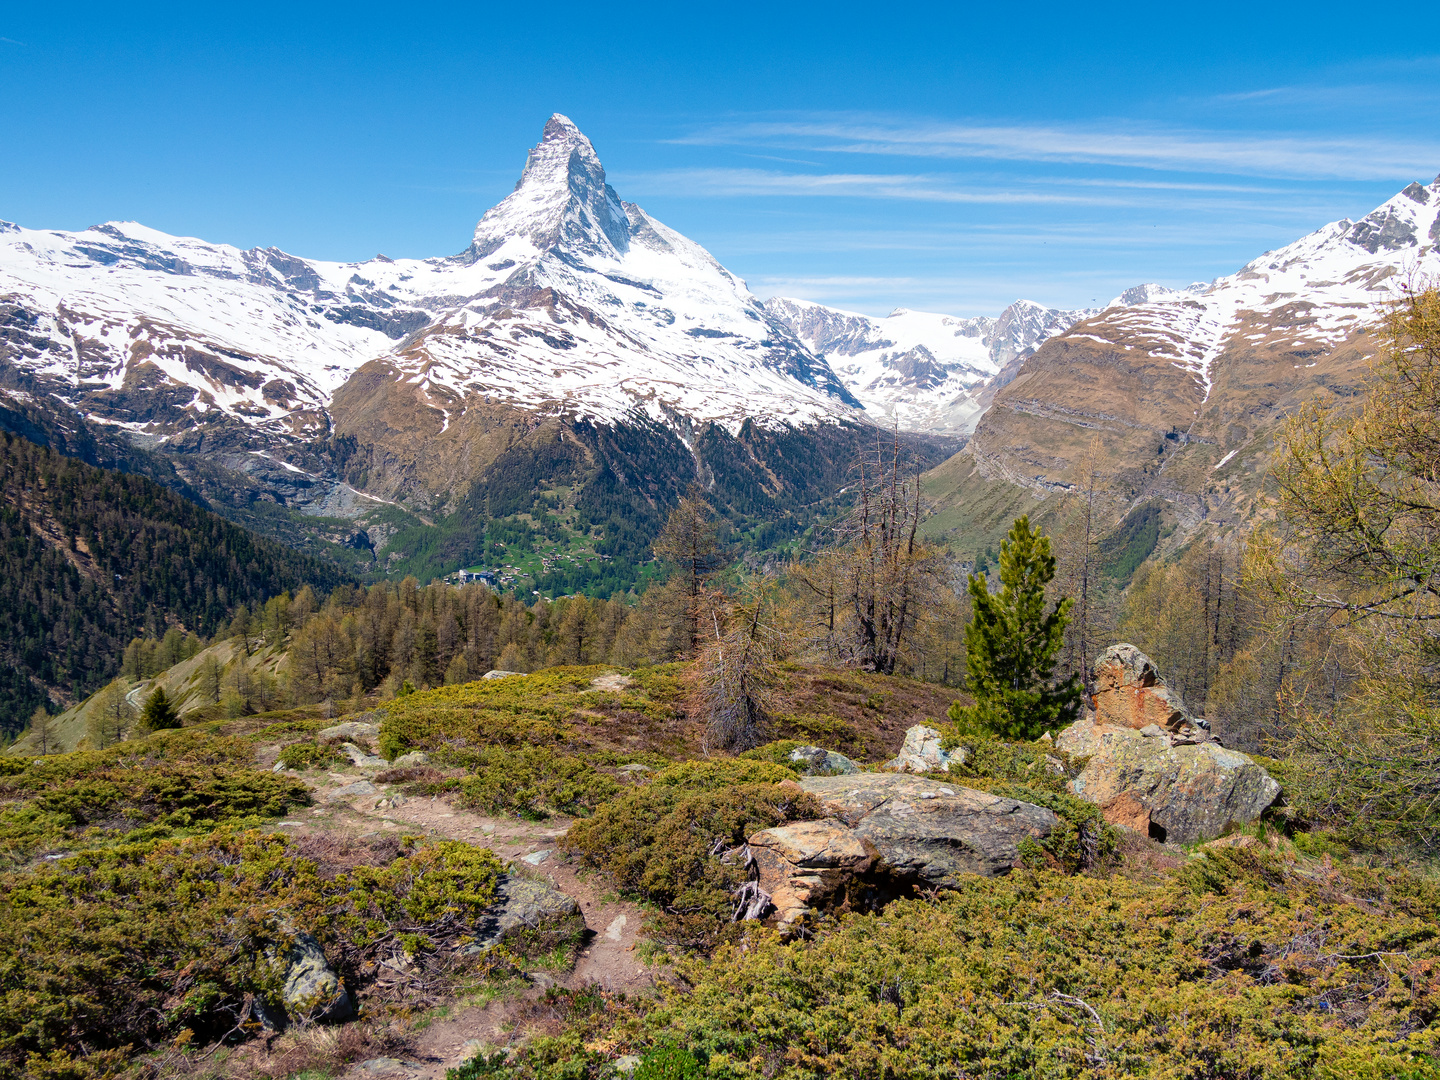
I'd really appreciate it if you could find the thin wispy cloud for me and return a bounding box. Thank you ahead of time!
[676,115,1440,180]
[619,168,1109,205]
[0,36,25,46]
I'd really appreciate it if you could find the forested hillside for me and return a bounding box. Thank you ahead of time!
[0,431,351,735]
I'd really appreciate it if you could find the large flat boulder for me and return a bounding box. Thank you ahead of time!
[466,871,583,954]
[1057,716,1280,844]
[797,774,1058,886]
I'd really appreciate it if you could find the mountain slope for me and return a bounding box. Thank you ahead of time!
[0,430,353,735]
[924,176,1440,559]
[0,115,920,582]
[765,297,1099,433]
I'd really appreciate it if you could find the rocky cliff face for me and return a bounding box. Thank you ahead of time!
[923,176,1440,557]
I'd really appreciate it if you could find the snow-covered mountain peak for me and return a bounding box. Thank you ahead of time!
[467,113,629,262]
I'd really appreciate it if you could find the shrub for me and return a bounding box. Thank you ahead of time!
[565,760,817,950]
[638,861,1440,1079]
[0,738,311,866]
[0,830,503,1079]
[278,740,341,770]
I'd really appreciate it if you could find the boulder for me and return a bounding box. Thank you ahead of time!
[340,742,388,768]
[391,750,430,768]
[464,872,582,954]
[482,670,523,680]
[799,774,1058,885]
[1056,715,1280,844]
[882,724,966,774]
[1090,643,1193,732]
[747,820,875,928]
[788,745,861,776]
[275,931,352,1023]
[319,720,380,746]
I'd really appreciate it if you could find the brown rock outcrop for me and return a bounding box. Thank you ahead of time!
[1090,643,1192,732]
[748,774,1058,928]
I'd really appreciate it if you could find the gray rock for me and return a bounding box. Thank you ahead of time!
[327,780,378,802]
[318,720,380,745]
[797,773,1058,886]
[482,669,523,680]
[276,931,352,1022]
[614,1054,642,1073]
[467,873,582,952]
[617,763,652,774]
[1056,716,1281,844]
[356,1059,407,1076]
[341,742,388,768]
[788,745,861,776]
[882,724,965,774]
[520,849,551,865]
[391,751,430,768]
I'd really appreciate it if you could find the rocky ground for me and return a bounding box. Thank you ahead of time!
[243,743,659,1080]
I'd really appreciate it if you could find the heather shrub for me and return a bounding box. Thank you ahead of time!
[0,830,502,1080]
[565,760,818,950]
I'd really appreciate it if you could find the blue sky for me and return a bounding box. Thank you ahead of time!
[2,2,1438,315]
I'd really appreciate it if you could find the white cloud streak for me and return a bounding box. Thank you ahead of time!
[676,115,1440,180]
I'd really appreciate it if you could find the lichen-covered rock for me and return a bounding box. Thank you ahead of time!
[482,670,523,680]
[882,724,966,774]
[326,780,378,802]
[1091,643,1193,732]
[788,745,861,776]
[798,773,1058,885]
[340,742,388,768]
[466,872,582,954]
[318,720,380,746]
[276,931,352,1023]
[1056,715,1280,844]
[391,750,430,768]
[748,819,874,928]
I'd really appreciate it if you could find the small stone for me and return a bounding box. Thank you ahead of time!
[341,742,388,768]
[392,751,430,768]
[614,1054,642,1073]
[390,792,407,808]
[271,761,287,772]
[617,763,652,774]
[521,849,551,865]
[1139,724,1169,739]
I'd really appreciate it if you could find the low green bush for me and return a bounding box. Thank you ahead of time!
[0,737,311,866]
[565,760,818,950]
[635,860,1440,1079]
[278,739,342,770]
[0,830,503,1080]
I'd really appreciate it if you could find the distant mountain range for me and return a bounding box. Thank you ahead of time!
[3,112,1437,586]
[925,174,1440,564]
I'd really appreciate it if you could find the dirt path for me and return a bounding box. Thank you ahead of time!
[276,765,659,1078]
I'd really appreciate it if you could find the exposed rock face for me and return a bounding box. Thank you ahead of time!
[748,775,1058,928]
[747,820,875,929]
[1056,716,1280,844]
[319,721,380,746]
[1090,644,1192,732]
[275,931,353,1023]
[882,724,965,773]
[788,745,861,775]
[467,872,583,953]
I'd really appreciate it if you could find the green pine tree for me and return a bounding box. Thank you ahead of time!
[948,515,1080,740]
[140,686,181,732]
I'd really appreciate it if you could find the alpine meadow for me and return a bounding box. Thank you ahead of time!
[4,17,1440,1079]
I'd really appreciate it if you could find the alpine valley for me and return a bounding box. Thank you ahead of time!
[4,113,1439,591]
